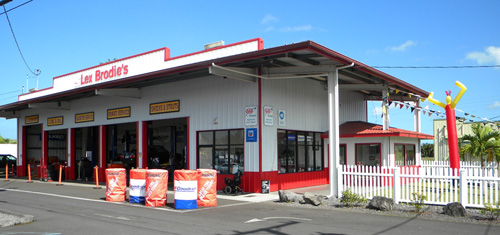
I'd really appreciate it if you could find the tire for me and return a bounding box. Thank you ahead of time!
[223,186,232,194]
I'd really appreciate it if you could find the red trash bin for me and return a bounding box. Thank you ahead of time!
[105,168,127,202]
[145,169,168,207]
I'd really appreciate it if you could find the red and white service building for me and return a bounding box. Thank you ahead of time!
[0,38,433,194]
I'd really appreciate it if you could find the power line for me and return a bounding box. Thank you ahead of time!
[3,4,37,75]
[0,90,20,96]
[0,0,33,16]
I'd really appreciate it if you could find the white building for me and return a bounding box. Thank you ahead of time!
[0,38,431,193]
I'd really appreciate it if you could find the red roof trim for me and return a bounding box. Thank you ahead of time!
[320,121,434,140]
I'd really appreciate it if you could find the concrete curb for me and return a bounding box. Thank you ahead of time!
[0,208,35,228]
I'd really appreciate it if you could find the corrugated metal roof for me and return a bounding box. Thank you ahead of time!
[321,121,434,139]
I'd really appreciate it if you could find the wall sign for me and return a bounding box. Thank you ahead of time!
[150,100,180,115]
[278,110,285,126]
[246,128,257,142]
[48,116,64,126]
[75,112,94,123]
[245,106,257,126]
[107,107,131,119]
[25,115,39,124]
[264,106,274,126]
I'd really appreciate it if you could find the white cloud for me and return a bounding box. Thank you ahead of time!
[261,14,278,24]
[264,26,275,32]
[488,101,500,109]
[280,25,313,32]
[386,40,417,52]
[373,107,383,116]
[465,46,500,65]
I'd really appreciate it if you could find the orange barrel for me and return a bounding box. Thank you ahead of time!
[145,169,168,207]
[105,168,127,202]
[197,169,217,207]
[174,170,198,209]
[129,169,147,204]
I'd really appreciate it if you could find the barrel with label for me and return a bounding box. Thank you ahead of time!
[197,169,217,207]
[174,170,198,209]
[145,169,168,207]
[105,168,127,202]
[129,169,147,204]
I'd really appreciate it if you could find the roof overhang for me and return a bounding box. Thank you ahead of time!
[0,40,429,116]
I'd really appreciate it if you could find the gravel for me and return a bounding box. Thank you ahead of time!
[267,196,500,226]
[0,209,34,228]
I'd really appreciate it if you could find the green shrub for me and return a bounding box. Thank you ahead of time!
[411,192,427,213]
[481,201,500,220]
[340,189,368,207]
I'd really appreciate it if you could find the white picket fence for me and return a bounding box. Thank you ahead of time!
[338,164,500,208]
[421,160,499,169]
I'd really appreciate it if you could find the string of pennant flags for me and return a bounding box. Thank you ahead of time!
[378,88,500,128]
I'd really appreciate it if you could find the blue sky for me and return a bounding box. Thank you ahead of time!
[0,0,499,139]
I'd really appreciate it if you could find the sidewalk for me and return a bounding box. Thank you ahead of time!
[1,176,331,202]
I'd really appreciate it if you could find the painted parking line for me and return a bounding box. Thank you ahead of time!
[0,187,277,213]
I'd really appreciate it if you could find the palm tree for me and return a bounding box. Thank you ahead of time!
[460,123,500,168]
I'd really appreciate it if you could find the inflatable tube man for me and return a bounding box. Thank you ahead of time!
[428,81,467,170]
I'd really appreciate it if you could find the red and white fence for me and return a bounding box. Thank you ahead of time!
[338,164,500,208]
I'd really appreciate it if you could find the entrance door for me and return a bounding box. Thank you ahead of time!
[146,118,187,177]
[74,127,99,181]
[25,124,42,178]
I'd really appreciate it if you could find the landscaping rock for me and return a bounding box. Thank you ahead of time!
[302,192,323,206]
[278,190,304,203]
[443,202,467,217]
[368,196,394,211]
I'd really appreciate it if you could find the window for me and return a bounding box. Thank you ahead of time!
[356,143,381,166]
[395,144,416,166]
[197,129,244,174]
[339,144,346,165]
[278,130,323,173]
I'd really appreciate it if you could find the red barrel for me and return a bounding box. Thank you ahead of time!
[197,169,217,207]
[145,169,168,207]
[105,168,127,202]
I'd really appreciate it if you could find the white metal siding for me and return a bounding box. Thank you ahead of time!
[260,78,328,172]
[339,91,366,124]
[17,75,259,171]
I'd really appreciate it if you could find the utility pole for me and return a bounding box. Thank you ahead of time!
[0,0,13,7]
[35,69,41,90]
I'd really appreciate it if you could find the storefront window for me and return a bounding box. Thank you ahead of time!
[197,129,244,174]
[278,130,323,173]
[356,143,381,166]
[395,144,416,166]
[339,144,346,165]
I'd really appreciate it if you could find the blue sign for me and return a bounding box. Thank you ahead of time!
[246,128,257,142]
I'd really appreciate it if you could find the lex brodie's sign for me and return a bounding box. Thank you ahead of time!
[75,112,94,123]
[48,116,63,126]
[25,115,39,124]
[108,107,131,119]
[150,100,180,115]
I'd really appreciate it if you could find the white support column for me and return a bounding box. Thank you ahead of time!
[67,129,72,168]
[414,100,421,133]
[137,121,143,169]
[382,87,389,130]
[328,68,340,198]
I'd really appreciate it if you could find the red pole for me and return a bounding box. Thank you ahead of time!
[57,165,63,186]
[94,166,101,189]
[11,164,15,177]
[4,165,8,181]
[27,164,33,183]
